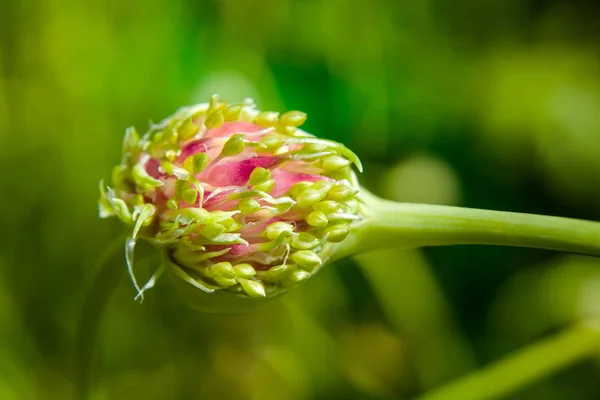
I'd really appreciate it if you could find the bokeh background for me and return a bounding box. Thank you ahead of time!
[1,0,600,399]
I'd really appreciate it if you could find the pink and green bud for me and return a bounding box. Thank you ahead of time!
[99,95,363,306]
[99,96,362,306]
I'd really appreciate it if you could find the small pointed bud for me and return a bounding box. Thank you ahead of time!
[178,118,200,141]
[313,200,343,215]
[211,262,235,279]
[234,263,256,278]
[291,232,320,250]
[182,188,198,206]
[253,179,275,193]
[205,110,225,129]
[184,153,209,174]
[221,134,245,156]
[223,104,243,121]
[254,111,279,127]
[204,223,226,239]
[289,181,313,198]
[249,167,271,185]
[123,127,139,152]
[322,155,351,171]
[296,187,328,208]
[284,270,310,287]
[280,111,307,127]
[268,264,294,280]
[265,221,295,240]
[237,278,266,297]
[260,134,285,150]
[323,224,350,243]
[307,210,328,227]
[214,277,238,287]
[291,250,322,270]
[238,198,261,214]
[327,184,357,202]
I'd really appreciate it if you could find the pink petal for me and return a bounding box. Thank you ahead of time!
[271,170,329,197]
[203,156,281,187]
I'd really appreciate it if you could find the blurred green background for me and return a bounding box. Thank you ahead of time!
[1,0,600,399]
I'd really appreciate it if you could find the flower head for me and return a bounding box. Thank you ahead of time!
[99,96,363,308]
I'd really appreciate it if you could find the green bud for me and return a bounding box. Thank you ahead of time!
[323,224,349,243]
[313,200,342,215]
[237,278,266,297]
[223,104,242,121]
[306,210,328,227]
[208,94,220,110]
[265,221,294,240]
[238,198,261,214]
[296,186,327,208]
[212,262,235,279]
[289,181,313,198]
[234,263,256,278]
[253,179,275,193]
[182,188,198,205]
[321,155,350,171]
[291,232,319,250]
[249,167,271,185]
[278,125,297,135]
[214,276,237,287]
[178,118,200,141]
[204,223,226,240]
[254,111,279,127]
[327,184,357,202]
[280,111,307,127]
[291,250,322,270]
[184,153,209,174]
[205,110,224,129]
[268,264,294,280]
[221,133,245,157]
[123,126,139,152]
[260,134,285,150]
[284,270,310,286]
[313,180,335,192]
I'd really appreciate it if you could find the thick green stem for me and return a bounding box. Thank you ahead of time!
[336,192,600,260]
[415,319,600,400]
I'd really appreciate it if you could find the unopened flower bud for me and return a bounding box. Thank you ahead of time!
[98,95,365,312]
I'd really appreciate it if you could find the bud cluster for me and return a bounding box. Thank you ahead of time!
[99,96,363,299]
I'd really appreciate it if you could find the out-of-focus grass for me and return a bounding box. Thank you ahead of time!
[1,0,600,399]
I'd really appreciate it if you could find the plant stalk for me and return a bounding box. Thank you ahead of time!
[336,191,600,260]
[414,319,600,400]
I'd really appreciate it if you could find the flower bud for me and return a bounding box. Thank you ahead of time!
[98,95,365,311]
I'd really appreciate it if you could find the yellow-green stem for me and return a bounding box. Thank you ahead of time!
[336,191,600,260]
[415,319,600,400]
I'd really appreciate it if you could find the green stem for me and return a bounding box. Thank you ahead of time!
[336,191,600,259]
[414,319,600,400]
